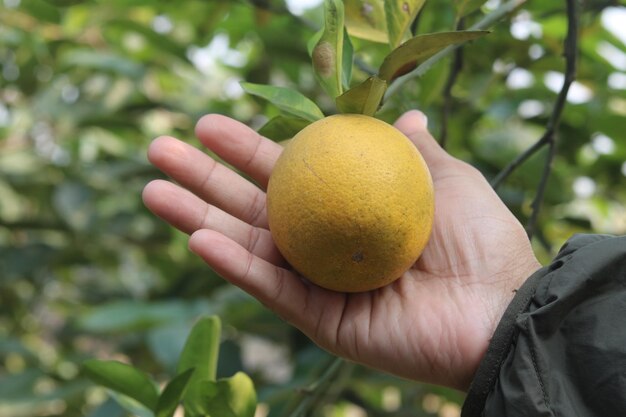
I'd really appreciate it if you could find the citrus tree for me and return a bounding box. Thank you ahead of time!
[1,0,625,416]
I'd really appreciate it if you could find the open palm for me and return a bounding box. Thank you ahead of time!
[143,110,540,391]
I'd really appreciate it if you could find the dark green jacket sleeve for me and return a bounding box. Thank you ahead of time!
[462,234,626,417]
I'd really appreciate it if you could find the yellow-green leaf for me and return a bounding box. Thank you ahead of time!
[384,0,426,49]
[240,82,324,122]
[258,116,311,141]
[336,76,387,116]
[344,0,388,43]
[379,30,489,82]
[196,373,257,417]
[312,0,345,99]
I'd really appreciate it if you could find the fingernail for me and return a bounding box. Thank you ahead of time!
[417,111,428,128]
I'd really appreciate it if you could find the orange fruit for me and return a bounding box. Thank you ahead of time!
[267,114,434,292]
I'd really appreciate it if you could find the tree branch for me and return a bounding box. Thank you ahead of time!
[440,18,466,149]
[524,0,578,239]
[0,219,68,231]
[490,130,550,189]
[526,139,557,237]
[490,0,578,239]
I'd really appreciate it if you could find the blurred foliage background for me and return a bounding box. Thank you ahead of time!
[1,0,625,416]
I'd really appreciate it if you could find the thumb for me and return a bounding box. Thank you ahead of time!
[394,110,450,168]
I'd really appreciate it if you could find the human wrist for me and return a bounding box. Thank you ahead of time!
[461,253,542,390]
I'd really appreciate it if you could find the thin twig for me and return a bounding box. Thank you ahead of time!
[287,357,354,417]
[384,0,527,101]
[490,0,578,238]
[0,219,68,231]
[440,18,466,149]
[526,140,557,236]
[490,131,550,189]
[523,0,578,238]
[354,57,377,76]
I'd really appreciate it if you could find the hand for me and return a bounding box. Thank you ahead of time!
[142,110,541,391]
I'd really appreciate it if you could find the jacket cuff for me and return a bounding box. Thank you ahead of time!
[461,262,546,416]
[460,234,616,417]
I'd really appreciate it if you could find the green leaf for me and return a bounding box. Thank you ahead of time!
[196,373,257,417]
[384,0,426,48]
[86,398,126,417]
[61,50,144,78]
[109,392,155,417]
[378,30,489,82]
[19,0,61,22]
[41,0,86,6]
[0,368,43,400]
[147,325,190,373]
[312,0,346,98]
[106,19,189,61]
[154,368,195,417]
[342,28,354,89]
[78,300,196,333]
[307,28,324,57]
[240,82,324,121]
[258,116,311,141]
[53,181,95,231]
[336,76,388,116]
[416,59,450,105]
[344,0,388,43]
[454,0,486,18]
[311,27,353,92]
[82,360,159,411]
[177,316,221,415]
[0,244,57,282]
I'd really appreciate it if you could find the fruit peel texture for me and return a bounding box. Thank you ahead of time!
[267,114,434,292]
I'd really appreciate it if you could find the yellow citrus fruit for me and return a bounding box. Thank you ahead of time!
[266,114,434,292]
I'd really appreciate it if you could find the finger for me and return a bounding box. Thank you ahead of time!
[147,136,268,228]
[143,180,284,265]
[194,114,283,189]
[189,229,335,330]
[394,110,451,168]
